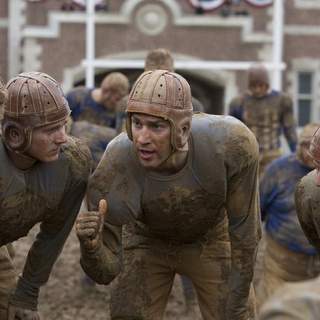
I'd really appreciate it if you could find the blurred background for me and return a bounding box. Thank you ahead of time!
[1,0,319,125]
[2,1,320,319]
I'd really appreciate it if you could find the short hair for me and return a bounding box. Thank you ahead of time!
[248,64,270,87]
[299,123,320,145]
[144,48,174,72]
[101,72,129,97]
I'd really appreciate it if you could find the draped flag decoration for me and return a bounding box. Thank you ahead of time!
[189,0,273,11]
[244,0,273,7]
[189,0,225,11]
[26,0,105,3]
[72,0,105,7]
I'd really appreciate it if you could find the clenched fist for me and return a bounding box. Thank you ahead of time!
[8,305,40,320]
[76,199,107,252]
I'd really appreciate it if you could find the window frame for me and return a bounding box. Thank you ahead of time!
[296,71,314,126]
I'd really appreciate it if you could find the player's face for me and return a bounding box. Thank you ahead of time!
[26,119,68,162]
[249,82,269,98]
[131,113,172,171]
[101,85,122,111]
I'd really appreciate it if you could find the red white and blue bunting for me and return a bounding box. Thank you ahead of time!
[189,0,273,11]
[72,0,105,7]
[189,0,225,11]
[26,0,105,3]
[244,0,273,7]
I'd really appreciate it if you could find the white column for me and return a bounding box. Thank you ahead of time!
[85,0,95,88]
[8,0,25,78]
[272,0,284,90]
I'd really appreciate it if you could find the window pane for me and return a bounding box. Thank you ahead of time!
[298,72,313,94]
[298,99,311,126]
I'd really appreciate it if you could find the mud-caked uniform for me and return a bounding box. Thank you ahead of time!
[295,170,320,252]
[0,137,91,317]
[255,155,319,309]
[229,91,297,174]
[81,113,261,320]
[71,120,116,170]
[259,276,320,320]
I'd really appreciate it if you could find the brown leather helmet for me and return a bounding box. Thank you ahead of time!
[126,70,193,151]
[248,64,270,87]
[308,125,320,185]
[309,126,320,163]
[2,72,70,152]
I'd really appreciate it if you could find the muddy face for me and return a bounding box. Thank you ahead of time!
[26,119,68,162]
[131,114,172,171]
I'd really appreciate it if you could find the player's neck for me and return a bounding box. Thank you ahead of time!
[155,144,189,175]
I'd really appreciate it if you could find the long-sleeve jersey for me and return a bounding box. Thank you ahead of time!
[295,170,320,252]
[81,113,261,319]
[0,137,91,309]
[260,154,316,255]
[229,90,298,153]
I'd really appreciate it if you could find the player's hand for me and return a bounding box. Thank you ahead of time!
[8,305,40,320]
[76,199,107,252]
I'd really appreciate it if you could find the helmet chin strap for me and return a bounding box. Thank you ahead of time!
[4,145,37,170]
[16,149,37,161]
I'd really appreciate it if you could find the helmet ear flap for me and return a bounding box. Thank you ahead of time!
[2,120,31,152]
[170,118,191,151]
[126,114,133,141]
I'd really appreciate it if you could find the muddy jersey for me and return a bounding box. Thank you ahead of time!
[295,170,320,252]
[229,90,297,153]
[140,159,224,244]
[81,113,261,318]
[71,120,116,170]
[259,276,320,320]
[0,137,91,309]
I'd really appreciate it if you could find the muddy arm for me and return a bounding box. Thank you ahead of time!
[225,125,261,320]
[80,221,122,285]
[10,178,87,311]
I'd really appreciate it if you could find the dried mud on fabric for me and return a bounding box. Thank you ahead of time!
[13,225,202,320]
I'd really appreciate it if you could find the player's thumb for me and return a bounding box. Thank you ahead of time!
[98,199,107,232]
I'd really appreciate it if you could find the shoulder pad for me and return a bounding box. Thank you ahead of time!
[192,113,254,142]
[61,136,92,180]
[192,113,258,168]
[298,170,318,199]
[104,132,132,161]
